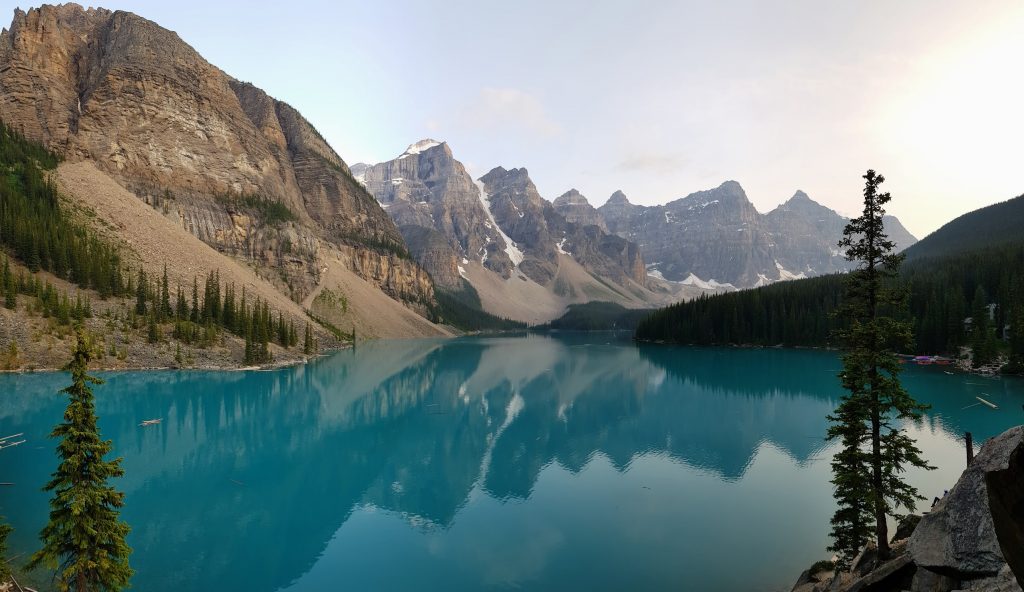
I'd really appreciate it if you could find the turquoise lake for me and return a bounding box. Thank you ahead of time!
[1,334,1022,591]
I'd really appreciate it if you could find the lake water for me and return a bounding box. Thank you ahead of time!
[1,334,1022,591]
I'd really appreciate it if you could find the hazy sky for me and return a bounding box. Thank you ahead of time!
[5,0,1023,237]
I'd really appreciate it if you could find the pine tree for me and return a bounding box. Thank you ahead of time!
[160,264,171,320]
[969,286,995,368]
[147,311,161,344]
[190,277,200,324]
[175,284,188,320]
[277,312,288,347]
[303,322,314,355]
[826,170,933,566]
[0,516,11,581]
[2,257,15,309]
[134,268,147,316]
[28,327,133,591]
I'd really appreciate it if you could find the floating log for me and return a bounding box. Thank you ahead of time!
[139,418,162,427]
[975,396,998,409]
[0,432,23,442]
[0,440,26,450]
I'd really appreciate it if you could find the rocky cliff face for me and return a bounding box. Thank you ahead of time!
[599,183,918,288]
[600,181,776,287]
[764,190,850,279]
[553,189,608,231]
[358,140,515,283]
[359,142,649,300]
[479,166,647,287]
[0,4,429,307]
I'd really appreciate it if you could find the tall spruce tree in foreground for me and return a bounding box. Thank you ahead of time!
[28,327,132,591]
[827,170,933,567]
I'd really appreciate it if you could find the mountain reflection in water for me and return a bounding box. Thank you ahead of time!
[1,334,1020,592]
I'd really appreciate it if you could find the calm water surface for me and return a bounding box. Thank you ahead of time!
[1,334,1022,591]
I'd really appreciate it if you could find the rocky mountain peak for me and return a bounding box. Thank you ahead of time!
[553,188,590,207]
[771,190,838,218]
[670,180,754,214]
[482,166,529,185]
[399,139,446,159]
[606,190,631,206]
[553,188,607,231]
[710,180,750,204]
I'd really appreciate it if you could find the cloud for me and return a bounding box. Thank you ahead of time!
[459,87,563,139]
[614,153,688,175]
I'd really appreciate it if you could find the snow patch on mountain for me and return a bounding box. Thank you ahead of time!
[680,273,736,291]
[687,199,720,211]
[473,178,523,266]
[399,139,442,159]
[774,260,807,281]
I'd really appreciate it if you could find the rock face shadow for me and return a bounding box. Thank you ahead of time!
[986,438,1024,588]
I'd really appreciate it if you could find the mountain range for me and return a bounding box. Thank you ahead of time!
[0,3,918,342]
[596,182,917,288]
[355,140,917,321]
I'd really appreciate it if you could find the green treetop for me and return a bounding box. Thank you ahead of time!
[826,170,933,566]
[28,327,133,591]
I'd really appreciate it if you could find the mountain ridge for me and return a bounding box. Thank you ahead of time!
[356,139,696,323]
[0,3,447,340]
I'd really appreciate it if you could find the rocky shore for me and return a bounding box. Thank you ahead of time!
[792,426,1023,592]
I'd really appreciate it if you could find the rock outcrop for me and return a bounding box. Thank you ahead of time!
[553,189,608,231]
[909,425,1023,590]
[793,425,1024,592]
[0,4,432,310]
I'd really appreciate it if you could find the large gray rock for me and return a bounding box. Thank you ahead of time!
[909,426,1024,581]
[986,428,1024,589]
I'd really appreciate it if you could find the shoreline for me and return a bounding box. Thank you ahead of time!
[633,340,1023,377]
[0,346,347,375]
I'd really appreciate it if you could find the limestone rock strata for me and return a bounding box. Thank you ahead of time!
[0,4,429,308]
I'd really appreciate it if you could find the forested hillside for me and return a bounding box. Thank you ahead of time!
[534,301,656,331]
[902,193,1024,261]
[636,220,1024,371]
[0,121,336,369]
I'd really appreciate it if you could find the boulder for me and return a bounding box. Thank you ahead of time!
[846,554,915,592]
[909,426,1023,582]
[893,514,922,542]
[986,431,1024,589]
